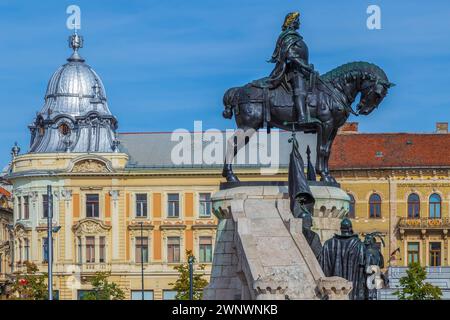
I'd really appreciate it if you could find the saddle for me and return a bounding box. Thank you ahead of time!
[248,76,319,108]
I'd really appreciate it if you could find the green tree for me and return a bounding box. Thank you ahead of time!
[169,250,209,300]
[393,263,442,300]
[9,261,48,300]
[82,272,125,300]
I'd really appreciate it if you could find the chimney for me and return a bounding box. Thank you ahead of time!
[339,122,359,134]
[436,122,448,134]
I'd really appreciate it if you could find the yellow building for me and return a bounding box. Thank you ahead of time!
[331,122,450,270]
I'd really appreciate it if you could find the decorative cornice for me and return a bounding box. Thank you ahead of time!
[160,224,187,230]
[128,223,154,231]
[191,223,218,230]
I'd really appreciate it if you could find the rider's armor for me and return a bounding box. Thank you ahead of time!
[268,12,312,124]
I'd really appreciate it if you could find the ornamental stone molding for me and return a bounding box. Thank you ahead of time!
[72,159,109,173]
[160,224,187,230]
[72,218,111,235]
[68,155,114,174]
[109,190,120,200]
[60,189,73,200]
[14,223,31,238]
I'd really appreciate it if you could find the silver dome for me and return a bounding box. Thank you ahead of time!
[28,34,119,154]
[41,61,112,118]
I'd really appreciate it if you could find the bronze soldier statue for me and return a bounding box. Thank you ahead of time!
[268,12,315,124]
[319,218,366,300]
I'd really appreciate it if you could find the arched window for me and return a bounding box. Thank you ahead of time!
[407,193,420,219]
[369,193,382,218]
[348,194,355,219]
[429,194,441,219]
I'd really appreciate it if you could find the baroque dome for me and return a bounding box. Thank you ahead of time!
[28,34,119,153]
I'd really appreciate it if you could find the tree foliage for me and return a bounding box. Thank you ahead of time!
[393,263,442,300]
[82,272,125,300]
[9,261,48,300]
[169,250,209,300]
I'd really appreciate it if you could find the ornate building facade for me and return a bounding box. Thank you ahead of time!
[5,34,222,300]
[0,185,13,294]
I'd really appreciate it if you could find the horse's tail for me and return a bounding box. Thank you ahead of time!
[222,87,237,119]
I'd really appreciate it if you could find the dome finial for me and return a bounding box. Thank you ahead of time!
[67,33,85,62]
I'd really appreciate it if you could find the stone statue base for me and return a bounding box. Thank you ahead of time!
[309,184,351,243]
[203,184,352,300]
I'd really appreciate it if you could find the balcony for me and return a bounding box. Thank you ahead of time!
[397,217,450,230]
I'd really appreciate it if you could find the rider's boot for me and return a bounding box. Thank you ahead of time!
[294,92,308,124]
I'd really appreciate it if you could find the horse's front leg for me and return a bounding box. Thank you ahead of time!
[223,127,258,182]
[315,125,328,182]
[322,128,339,184]
[316,123,335,183]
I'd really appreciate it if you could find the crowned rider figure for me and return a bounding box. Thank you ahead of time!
[267,12,315,124]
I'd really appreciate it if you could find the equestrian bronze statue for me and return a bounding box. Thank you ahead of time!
[222,12,394,183]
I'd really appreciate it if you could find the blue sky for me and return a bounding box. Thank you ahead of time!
[0,0,449,165]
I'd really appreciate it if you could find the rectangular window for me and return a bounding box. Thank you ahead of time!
[131,290,154,300]
[135,237,149,263]
[99,236,106,263]
[407,242,420,265]
[17,197,22,220]
[199,193,212,218]
[43,237,49,263]
[167,237,180,263]
[199,236,213,263]
[77,237,82,264]
[429,242,441,267]
[86,236,95,263]
[43,194,49,218]
[86,194,99,218]
[24,238,30,261]
[0,253,2,273]
[135,194,148,217]
[163,290,177,300]
[167,193,180,218]
[18,240,22,262]
[23,196,29,220]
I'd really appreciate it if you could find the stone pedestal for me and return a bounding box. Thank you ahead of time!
[203,184,352,300]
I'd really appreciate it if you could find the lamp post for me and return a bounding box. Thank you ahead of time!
[140,222,144,300]
[188,255,195,300]
[47,185,53,300]
[6,224,14,274]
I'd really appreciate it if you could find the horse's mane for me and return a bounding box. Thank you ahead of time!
[320,61,389,84]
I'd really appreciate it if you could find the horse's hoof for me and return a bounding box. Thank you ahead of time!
[225,173,240,183]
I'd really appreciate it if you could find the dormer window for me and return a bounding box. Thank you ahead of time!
[58,123,71,136]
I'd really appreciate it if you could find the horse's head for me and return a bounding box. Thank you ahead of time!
[357,77,395,115]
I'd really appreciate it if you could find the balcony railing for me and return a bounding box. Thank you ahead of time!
[397,217,450,229]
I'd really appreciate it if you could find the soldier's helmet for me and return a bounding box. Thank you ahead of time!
[282,12,300,31]
[340,217,354,236]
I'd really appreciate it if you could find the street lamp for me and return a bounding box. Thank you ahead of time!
[139,222,144,300]
[6,224,14,273]
[188,255,195,300]
[46,186,60,301]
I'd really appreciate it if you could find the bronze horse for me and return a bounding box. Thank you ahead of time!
[222,61,393,183]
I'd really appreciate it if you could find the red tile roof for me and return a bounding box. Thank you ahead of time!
[329,133,450,170]
[0,186,11,197]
